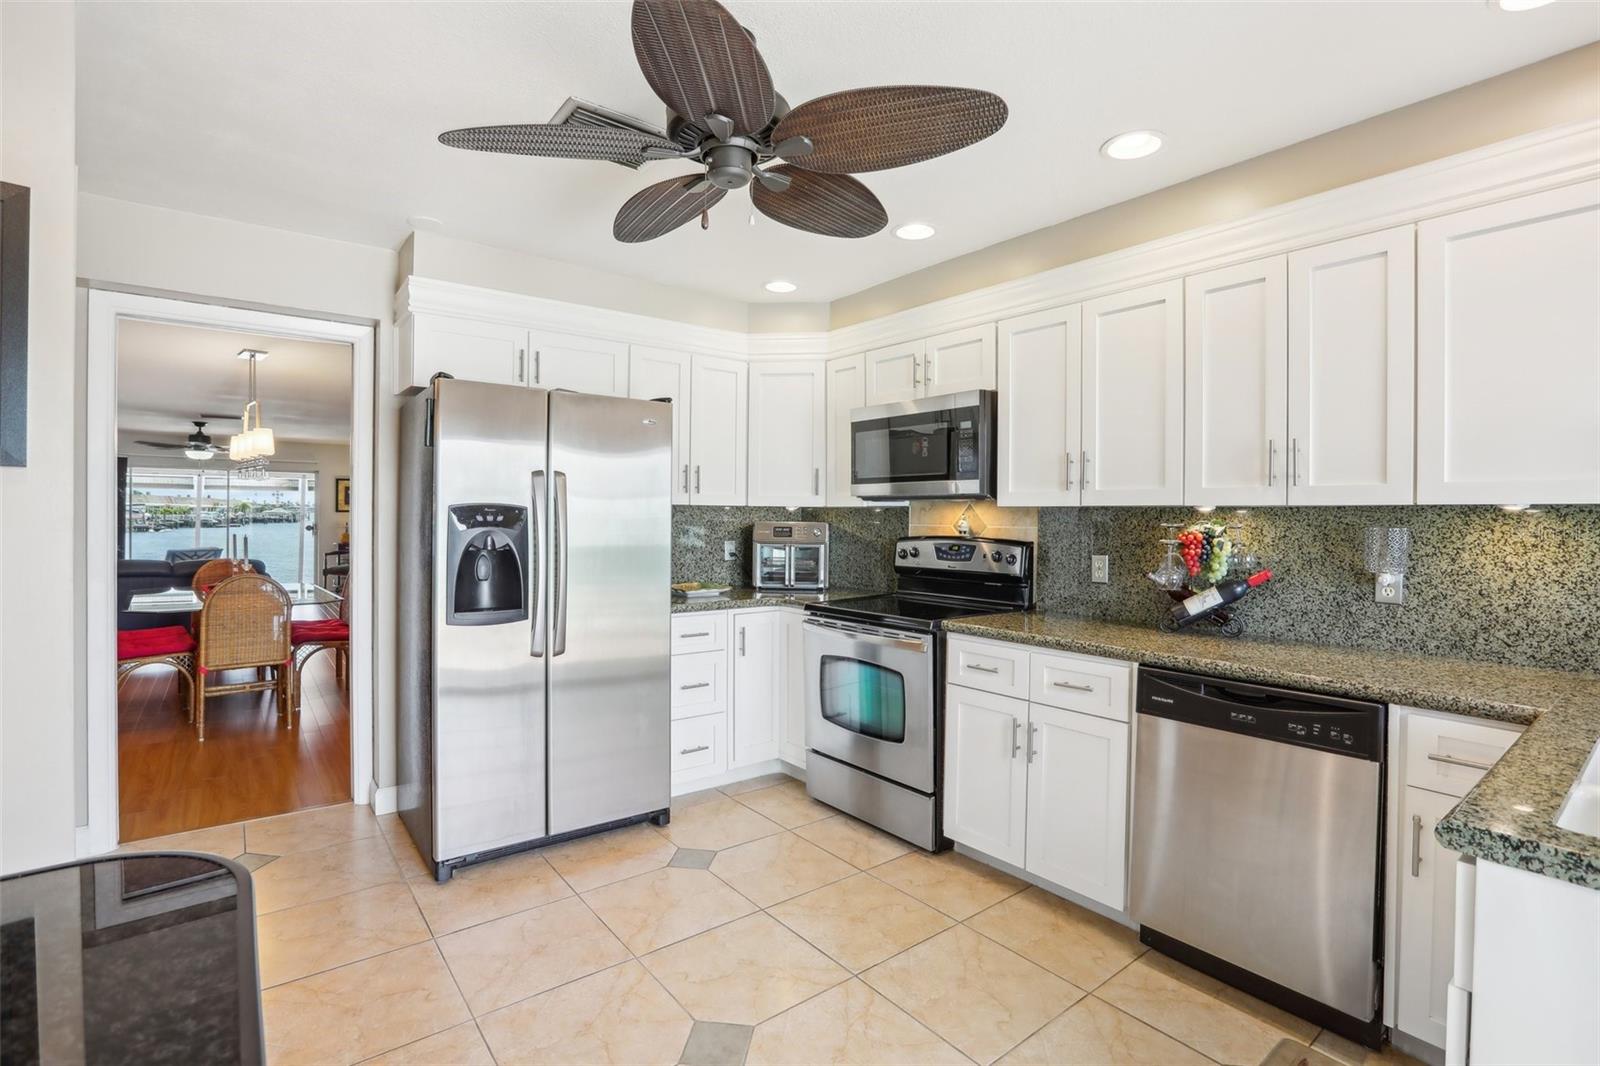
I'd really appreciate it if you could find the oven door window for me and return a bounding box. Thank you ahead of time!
[819,655,906,743]
[790,545,824,586]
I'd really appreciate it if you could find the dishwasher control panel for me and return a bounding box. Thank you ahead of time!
[1138,668,1383,761]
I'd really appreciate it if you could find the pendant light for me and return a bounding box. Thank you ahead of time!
[229,349,276,478]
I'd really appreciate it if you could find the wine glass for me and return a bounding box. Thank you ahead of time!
[1149,525,1186,590]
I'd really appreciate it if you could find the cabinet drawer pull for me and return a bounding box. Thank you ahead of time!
[967,663,1001,674]
[678,681,711,691]
[679,745,710,756]
[1410,814,1423,878]
[1052,680,1094,692]
[1427,752,1494,772]
[679,631,710,639]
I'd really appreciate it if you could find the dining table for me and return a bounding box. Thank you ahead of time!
[126,582,341,616]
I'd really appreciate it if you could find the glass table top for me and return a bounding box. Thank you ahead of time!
[126,582,340,614]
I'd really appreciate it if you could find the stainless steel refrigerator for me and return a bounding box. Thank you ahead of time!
[397,377,671,881]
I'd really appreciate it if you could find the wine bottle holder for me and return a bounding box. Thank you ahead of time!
[1157,586,1245,637]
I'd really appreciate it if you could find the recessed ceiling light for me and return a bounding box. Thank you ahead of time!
[764,280,797,294]
[1100,130,1164,161]
[1494,0,1554,9]
[235,348,270,361]
[894,222,936,241]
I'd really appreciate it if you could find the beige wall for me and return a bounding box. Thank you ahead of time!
[831,42,1600,328]
[1,2,81,872]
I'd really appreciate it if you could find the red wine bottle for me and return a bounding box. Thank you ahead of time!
[1168,570,1273,628]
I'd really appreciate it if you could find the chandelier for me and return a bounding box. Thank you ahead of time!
[229,349,276,479]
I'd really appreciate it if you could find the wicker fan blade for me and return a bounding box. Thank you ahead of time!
[751,166,886,239]
[614,174,727,243]
[774,86,1008,174]
[439,124,683,164]
[632,0,774,136]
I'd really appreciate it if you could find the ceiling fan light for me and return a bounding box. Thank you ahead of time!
[894,222,936,241]
[764,280,797,294]
[184,447,213,461]
[1100,130,1164,161]
[1494,0,1554,9]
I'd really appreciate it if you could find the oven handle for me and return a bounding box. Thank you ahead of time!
[803,617,930,653]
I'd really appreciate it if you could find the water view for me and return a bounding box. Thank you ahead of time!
[125,468,319,587]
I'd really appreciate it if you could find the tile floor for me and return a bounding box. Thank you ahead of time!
[126,774,1426,1066]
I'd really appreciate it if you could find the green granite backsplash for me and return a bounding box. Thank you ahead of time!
[1034,505,1600,673]
[672,506,906,592]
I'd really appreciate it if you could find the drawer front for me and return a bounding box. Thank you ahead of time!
[671,714,727,778]
[947,637,1030,699]
[671,650,728,720]
[1029,651,1132,723]
[1403,710,1521,798]
[672,613,728,655]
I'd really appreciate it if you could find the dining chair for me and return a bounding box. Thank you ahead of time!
[193,572,292,741]
[287,578,349,730]
[191,557,253,593]
[116,626,197,724]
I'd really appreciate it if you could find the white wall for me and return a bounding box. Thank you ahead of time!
[1,2,81,872]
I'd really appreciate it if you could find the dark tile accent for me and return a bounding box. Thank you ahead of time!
[679,1020,754,1066]
[668,849,716,870]
[235,853,277,871]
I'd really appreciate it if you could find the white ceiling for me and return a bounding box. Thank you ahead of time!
[76,2,1599,305]
[117,321,352,444]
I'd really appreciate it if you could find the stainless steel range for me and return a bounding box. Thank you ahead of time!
[801,536,1034,849]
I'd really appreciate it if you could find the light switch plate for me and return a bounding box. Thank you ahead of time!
[1091,555,1110,584]
[723,540,738,562]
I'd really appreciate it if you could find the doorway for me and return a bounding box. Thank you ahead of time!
[86,290,374,852]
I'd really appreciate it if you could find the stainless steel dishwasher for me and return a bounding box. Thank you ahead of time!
[1130,668,1386,1048]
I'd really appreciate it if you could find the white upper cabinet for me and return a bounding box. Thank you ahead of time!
[528,329,629,396]
[1081,280,1185,505]
[748,361,826,506]
[825,354,866,506]
[1288,227,1416,506]
[998,305,1082,507]
[406,314,528,388]
[924,324,997,398]
[629,346,693,505]
[1185,255,1288,506]
[862,341,924,405]
[1417,181,1600,505]
[688,354,748,505]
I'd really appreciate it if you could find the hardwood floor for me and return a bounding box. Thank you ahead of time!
[118,641,351,843]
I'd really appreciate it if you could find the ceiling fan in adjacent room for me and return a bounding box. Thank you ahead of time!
[134,420,222,461]
[437,0,1009,242]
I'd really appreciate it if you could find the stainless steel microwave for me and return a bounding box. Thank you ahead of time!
[849,390,996,500]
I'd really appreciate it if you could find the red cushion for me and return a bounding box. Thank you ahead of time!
[291,619,349,644]
[118,626,196,660]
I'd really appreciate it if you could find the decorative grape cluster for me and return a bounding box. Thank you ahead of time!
[1177,523,1232,586]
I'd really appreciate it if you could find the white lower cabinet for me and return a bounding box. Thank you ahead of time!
[731,609,780,767]
[780,609,808,767]
[671,714,727,779]
[944,638,1133,910]
[1397,785,1458,1049]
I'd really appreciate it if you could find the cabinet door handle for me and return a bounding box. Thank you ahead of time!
[695,465,701,494]
[1011,718,1021,758]
[1267,439,1276,487]
[813,468,820,496]
[1081,450,1090,490]
[517,348,526,383]
[738,627,746,656]
[1065,451,1073,491]
[678,681,711,691]
[1427,752,1494,772]
[967,663,1000,674]
[682,464,689,493]
[1290,438,1299,487]
[911,354,921,388]
[1410,814,1424,878]
[534,350,541,384]
[1052,680,1094,692]
[1026,723,1038,764]
[679,745,710,756]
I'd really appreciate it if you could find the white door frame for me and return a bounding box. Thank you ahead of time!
[84,288,376,853]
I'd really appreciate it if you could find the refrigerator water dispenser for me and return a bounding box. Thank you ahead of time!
[446,503,529,625]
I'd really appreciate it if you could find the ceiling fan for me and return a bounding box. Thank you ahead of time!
[438,0,1009,243]
[135,420,224,461]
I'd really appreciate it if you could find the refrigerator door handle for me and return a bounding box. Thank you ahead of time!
[530,471,548,657]
[552,470,569,656]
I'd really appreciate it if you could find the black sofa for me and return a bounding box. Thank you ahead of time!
[118,558,270,631]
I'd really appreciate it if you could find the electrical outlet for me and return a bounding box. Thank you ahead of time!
[1091,554,1110,583]
[723,539,738,562]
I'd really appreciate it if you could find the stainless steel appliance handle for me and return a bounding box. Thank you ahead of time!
[1427,752,1494,772]
[679,681,711,691]
[551,470,569,656]
[1011,718,1021,758]
[967,664,1000,674]
[802,617,930,653]
[1410,814,1423,878]
[1027,723,1038,763]
[679,745,709,755]
[530,471,547,658]
[1053,680,1094,692]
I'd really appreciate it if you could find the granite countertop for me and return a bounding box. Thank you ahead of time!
[943,613,1600,889]
[670,587,879,613]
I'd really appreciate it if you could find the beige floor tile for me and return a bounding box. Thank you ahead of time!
[642,912,849,1025]
[998,995,1211,1065]
[659,795,784,851]
[794,815,912,870]
[376,813,432,881]
[1263,1038,1342,1066]
[252,835,401,914]
[262,941,469,1065]
[541,822,677,893]
[709,832,855,907]
[730,780,836,829]
[871,849,1026,920]
[582,866,756,954]
[436,895,629,1016]
[478,960,693,1065]
[769,872,953,972]
[861,925,1083,1066]
[247,802,380,856]
[746,978,968,1066]
[1098,954,1315,1066]
[1312,1031,1427,1066]
[719,772,796,797]
[967,886,1145,990]
[408,850,572,936]
[121,822,246,858]
[258,882,432,987]
[672,786,728,811]
[361,1021,494,1065]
